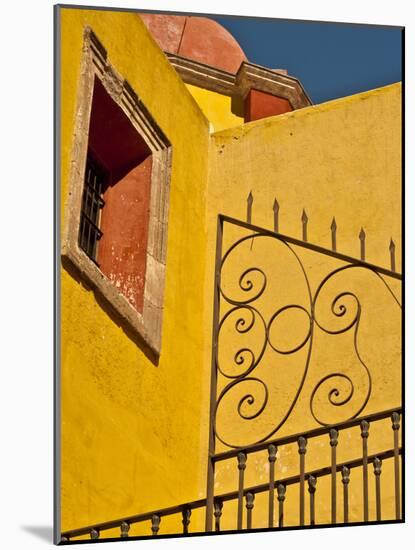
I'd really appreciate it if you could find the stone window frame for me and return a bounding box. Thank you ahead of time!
[61,27,172,357]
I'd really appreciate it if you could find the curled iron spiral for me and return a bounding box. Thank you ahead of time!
[214,377,269,447]
[214,229,401,448]
[309,265,401,426]
[216,305,267,379]
[214,233,313,448]
[219,234,269,305]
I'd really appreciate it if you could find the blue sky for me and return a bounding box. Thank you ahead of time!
[211,16,403,104]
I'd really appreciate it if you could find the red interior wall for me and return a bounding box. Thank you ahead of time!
[98,157,152,313]
[245,88,293,122]
[87,77,152,314]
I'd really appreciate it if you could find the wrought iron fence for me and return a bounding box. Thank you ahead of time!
[207,408,402,530]
[61,213,402,543]
[205,214,402,531]
[60,407,401,541]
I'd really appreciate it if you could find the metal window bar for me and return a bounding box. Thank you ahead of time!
[79,155,106,263]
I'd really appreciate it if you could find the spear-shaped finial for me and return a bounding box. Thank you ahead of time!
[273,198,280,233]
[247,191,253,224]
[301,209,308,242]
[359,227,366,261]
[331,217,337,251]
[389,239,396,272]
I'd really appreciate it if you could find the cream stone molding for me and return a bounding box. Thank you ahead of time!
[61,26,172,357]
[166,52,236,96]
[235,61,312,109]
[166,52,312,109]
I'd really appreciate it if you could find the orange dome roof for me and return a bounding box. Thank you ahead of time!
[139,14,247,74]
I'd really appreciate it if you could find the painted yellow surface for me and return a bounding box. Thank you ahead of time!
[60,4,401,538]
[209,83,401,271]
[60,7,210,534]
[185,83,244,132]
[206,83,401,527]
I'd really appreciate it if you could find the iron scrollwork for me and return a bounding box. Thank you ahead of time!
[213,221,401,449]
[310,264,401,426]
[214,232,314,448]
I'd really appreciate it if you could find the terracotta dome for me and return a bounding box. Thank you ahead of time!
[139,14,247,74]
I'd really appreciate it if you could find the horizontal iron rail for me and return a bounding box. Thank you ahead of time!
[219,449,400,502]
[219,214,402,281]
[213,407,401,462]
[62,501,207,539]
[62,447,401,539]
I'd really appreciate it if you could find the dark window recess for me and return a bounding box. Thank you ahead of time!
[78,155,107,264]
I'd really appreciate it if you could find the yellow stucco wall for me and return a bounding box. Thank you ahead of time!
[185,84,244,132]
[205,83,401,527]
[59,4,401,538]
[209,83,401,270]
[60,8,211,535]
